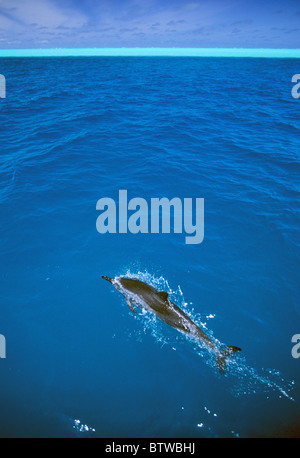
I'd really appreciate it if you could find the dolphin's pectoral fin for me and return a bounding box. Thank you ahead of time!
[125,298,138,314]
[216,345,242,374]
[157,291,169,302]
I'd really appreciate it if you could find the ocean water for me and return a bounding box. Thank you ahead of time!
[0,56,299,438]
[1,48,300,57]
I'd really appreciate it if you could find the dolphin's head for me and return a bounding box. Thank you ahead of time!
[102,275,124,295]
[102,275,138,295]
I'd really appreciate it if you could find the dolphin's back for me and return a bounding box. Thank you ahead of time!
[118,277,197,333]
[119,277,156,295]
[118,277,170,313]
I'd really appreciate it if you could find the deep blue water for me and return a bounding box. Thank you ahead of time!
[0,57,299,438]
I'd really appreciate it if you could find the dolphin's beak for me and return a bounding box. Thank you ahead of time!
[102,275,113,283]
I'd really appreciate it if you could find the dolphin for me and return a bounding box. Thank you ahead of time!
[102,275,241,372]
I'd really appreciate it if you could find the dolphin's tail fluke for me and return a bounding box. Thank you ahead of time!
[216,345,241,374]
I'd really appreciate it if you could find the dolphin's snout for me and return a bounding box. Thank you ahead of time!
[102,275,113,283]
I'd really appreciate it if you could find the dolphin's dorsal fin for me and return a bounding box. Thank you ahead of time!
[157,291,169,301]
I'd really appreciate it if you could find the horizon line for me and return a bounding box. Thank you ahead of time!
[0,47,300,58]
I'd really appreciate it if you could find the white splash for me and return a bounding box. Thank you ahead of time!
[73,419,95,433]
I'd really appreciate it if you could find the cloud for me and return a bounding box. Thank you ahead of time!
[231,19,253,26]
[0,0,86,29]
[0,0,299,48]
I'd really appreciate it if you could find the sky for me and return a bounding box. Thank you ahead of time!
[0,0,299,49]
